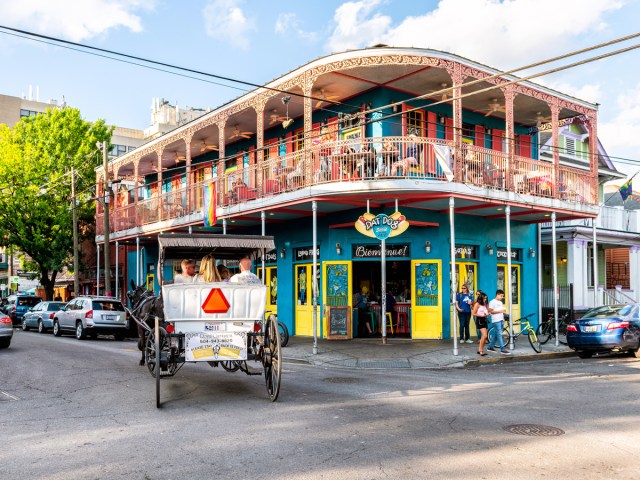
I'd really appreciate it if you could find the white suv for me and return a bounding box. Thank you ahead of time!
[53,296,128,340]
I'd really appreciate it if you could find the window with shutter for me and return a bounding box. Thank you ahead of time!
[565,137,576,156]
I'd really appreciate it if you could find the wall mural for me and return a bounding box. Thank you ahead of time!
[415,263,439,306]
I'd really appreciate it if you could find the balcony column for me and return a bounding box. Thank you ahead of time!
[629,245,640,302]
[133,160,139,226]
[567,238,588,307]
[303,72,315,186]
[156,148,163,220]
[185,136,192,213]
[255,99,267,194]
[218,118,227,206]
[502,84,515,190]
[585,111,599,204]
[550,101,560,198]
[450,64,463,182]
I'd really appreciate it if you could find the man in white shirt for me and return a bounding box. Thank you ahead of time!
[174,259,195,284]
[230,258,262,285]
[487,289,510,355]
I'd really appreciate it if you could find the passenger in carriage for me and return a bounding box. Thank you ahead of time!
[230,257,262,285]
[174,259,196,283]
[195,254,222,282]
[217,265,231,282]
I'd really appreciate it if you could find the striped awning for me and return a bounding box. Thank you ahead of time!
[158,233,275,261]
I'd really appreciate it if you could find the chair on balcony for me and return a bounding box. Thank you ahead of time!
[264,179,281,194]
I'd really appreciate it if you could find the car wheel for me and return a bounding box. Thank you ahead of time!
[0,337,10,348]
[53,320,62,337]
[577,351,593,359]
[76,322,86,340]
[21,320,29,331]
[38,320,46,334]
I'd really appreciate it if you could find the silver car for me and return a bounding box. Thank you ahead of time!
[22,301,67,333]
[0,313,13,348]
[53,296,128,340]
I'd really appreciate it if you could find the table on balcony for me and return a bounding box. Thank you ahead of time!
[331,151,375,180]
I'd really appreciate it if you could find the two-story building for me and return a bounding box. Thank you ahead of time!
[97,47,600,340]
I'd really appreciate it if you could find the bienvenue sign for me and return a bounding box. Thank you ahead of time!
[352,243,410,258]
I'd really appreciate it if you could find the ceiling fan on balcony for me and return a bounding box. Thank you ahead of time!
[200,140,218,152]
[229,125,253,140]
[535,112,552,127]
[268,109,287,125]
[314,88,339,107]
[429,83,451,101]
[173,152,187,163]
[150,161,167,172]
[484,99,506,117]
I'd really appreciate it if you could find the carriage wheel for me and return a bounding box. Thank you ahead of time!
[221,361,240,372]
[145,328,179,378]
[263,315,282,401]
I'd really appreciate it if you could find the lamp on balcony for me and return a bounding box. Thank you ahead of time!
[438,115,445,124]
[560,256,567,263]
[486,244,494,256]
[336,243,342,255]
[425,241,431,254]
[529,247,536,258]
[280,247,286,259]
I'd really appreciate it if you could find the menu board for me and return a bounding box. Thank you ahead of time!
[326,306,351,340]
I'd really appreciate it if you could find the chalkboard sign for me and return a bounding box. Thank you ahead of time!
[327,306,351,340]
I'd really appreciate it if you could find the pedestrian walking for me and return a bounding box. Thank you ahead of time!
[472,292,489,355]
[487,289,510,355]
[455,285,473,343]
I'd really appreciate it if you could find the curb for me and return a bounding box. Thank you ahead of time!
[464,350,577,367]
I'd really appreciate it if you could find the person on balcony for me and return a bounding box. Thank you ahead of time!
[391,132,419,176]
[287,155,306,189]
[378,138,396,176]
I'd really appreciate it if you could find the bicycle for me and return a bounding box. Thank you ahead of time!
[265,311,289,348]
[488,313,541,353]
[536,312,569,345]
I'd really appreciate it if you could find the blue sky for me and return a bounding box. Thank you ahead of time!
[0,0,639,175]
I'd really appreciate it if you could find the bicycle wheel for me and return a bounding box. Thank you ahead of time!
[557,321,568,345]
[537,322,552,345]
[278,321,289,348]
[528,329,542,353]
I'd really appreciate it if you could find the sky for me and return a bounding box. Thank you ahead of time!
[0,0,639,177]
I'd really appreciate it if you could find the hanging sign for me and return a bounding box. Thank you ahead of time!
[257,249,277,263]
[355,211,409,240]
[352,243,410,258]
[294,246,320,262]
[497,248,521,261]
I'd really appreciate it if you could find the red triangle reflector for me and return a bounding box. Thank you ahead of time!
[201,288,230,314]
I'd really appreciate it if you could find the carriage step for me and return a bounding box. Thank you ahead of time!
[245,367,263,376]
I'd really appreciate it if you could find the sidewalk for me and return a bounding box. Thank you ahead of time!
[282,336,575,369]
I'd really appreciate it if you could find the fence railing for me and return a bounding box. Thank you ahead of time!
[97,135,597,235]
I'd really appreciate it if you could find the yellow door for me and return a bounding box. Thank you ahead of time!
[295,264,315,336]
[322,261,352,337]
[450,261,478,338]
[497,263,521,323]
[257,266,278,318]
[411,260,442,338]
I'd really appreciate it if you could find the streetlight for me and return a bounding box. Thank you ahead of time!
[98,142,111,297]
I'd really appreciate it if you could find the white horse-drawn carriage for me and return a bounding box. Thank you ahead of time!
[128,234,281,407]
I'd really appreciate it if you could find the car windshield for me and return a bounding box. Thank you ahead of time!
[581,305,629,319]
[17,298,42,307]
[48,303,64,311]
[92,301,124,311]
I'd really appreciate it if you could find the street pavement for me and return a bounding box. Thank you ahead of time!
[282,335,575,369]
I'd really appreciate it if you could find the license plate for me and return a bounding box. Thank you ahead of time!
[583,325,599,333]
[103,315,118,321]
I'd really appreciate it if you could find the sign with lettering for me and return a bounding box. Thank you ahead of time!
[455,246,477,259]
[497,248,521,261]
[257,249,277,263]
[355,211,409,240]
[352,244,410,258]
[326,306,351,340]
[294,246,321,262]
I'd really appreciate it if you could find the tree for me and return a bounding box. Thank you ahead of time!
[0,107,111,300]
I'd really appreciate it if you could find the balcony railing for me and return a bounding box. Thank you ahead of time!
[541,205,640,234]
[97,136,597,236]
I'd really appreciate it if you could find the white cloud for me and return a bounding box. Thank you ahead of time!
[327,0,623,68]
[598,83,640,163]
[275,13,317,41]
[326,0,392,53]
[0,0,154,42]
[203,0,255,49]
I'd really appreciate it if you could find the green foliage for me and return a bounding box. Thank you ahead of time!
[0,107,112,298]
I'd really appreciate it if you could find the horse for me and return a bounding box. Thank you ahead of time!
[127,280,164,366]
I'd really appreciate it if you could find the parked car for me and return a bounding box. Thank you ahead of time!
[8,295,42,325]
[566,304,640,358]
[22,301,67,333]
[0,313,12,348]
[2,295,16,316]
[53,296,127,340]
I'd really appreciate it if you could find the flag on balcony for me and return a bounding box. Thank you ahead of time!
[619,180,632,202]
[203,182,216,227]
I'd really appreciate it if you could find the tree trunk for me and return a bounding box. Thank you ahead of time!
[39,267,58,301]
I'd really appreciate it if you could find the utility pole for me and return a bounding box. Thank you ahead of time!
[102,142,111,296]
[71,167,79,298]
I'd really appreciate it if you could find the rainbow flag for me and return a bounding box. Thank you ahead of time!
[619,180,633,202]
[203,182,216,227]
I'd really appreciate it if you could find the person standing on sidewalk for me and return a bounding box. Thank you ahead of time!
[472,292,489,355]
[455,285,473,343]
[473,290,484,341]
[487,289,511,355]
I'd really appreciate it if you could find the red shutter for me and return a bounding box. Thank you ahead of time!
[445,118,454,141]
[493,129,504,152]
[474,125,485,147]
[427,111,437,138]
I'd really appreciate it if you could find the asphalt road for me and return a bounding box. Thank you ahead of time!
[2,329,639,480]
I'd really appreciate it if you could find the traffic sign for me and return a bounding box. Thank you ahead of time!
[201,288,230,314]
[9,276,19,284]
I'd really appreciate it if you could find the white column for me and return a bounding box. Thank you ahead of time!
[629,246,640,303]
[449,197,458,356]
[567,239,587,308]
